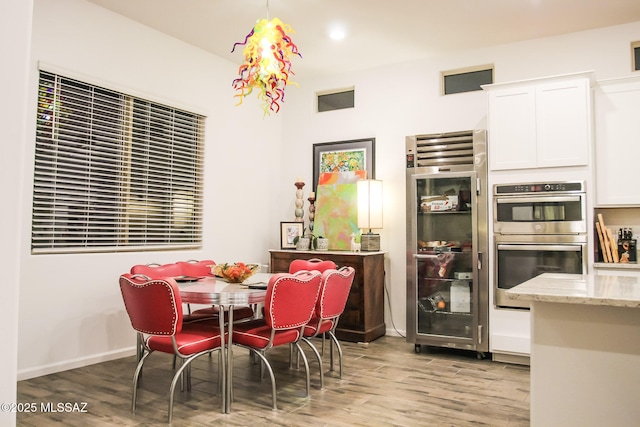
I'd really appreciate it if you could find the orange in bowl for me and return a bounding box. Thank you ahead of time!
[212,262,260,283]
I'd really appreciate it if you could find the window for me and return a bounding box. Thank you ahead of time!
[632,41,640,72]
[32,71,205,254]
[442,65,494,95]
[317,88,355,112]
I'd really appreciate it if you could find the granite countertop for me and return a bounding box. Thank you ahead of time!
[506,272,640,308]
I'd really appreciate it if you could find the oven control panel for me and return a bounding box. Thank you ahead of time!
[495,181,584,195]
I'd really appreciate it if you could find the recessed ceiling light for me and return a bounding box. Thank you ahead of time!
[328,24,346,41]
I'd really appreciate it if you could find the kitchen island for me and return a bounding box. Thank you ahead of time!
[506,273,640,427]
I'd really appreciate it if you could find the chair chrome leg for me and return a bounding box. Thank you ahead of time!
[295,342,311,397]
[248,349,277,410]
[168,351,214,422]
[301,337,324,389]
[289,343,295,369]
[328,332,343,377]
[136,333,143,362]
[132,350,152,413]
[186,364,192,391]
[329,333,336,372]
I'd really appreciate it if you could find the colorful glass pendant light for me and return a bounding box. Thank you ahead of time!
[231,2,302,115]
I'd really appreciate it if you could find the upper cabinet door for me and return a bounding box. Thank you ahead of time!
[595,77,640,206]
[536,79,590,168]
[487,86,537,170]
[485,72,593,171]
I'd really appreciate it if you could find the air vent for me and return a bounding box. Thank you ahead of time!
[414,130,474,167]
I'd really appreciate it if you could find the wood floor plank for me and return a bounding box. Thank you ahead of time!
[16,336,529,426]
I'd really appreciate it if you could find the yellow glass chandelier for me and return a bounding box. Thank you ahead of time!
[231,10,301,115]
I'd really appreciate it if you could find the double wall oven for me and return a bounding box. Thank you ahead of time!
[493,181,587,309]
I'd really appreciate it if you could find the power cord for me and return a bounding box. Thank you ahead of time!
[383,270,406,338]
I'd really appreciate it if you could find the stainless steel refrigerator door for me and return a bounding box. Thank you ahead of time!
[406,170,488,353]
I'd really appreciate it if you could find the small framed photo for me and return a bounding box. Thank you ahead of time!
[280,222,304,249]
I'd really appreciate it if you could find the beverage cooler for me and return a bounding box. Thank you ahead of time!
[405,130,489,357]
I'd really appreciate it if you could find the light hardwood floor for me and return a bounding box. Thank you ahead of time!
[17,336,529,426]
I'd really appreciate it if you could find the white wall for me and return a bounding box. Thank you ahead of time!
[18,0,285,379]
[17,0,640,379]
[280,21,640,340]
[1,0,33,423]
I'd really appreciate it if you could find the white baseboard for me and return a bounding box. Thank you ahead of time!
[492,352,530,366]
[17,347,136,381]
[384,328,405,338]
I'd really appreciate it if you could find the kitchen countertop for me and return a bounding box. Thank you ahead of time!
[505,272,640,308]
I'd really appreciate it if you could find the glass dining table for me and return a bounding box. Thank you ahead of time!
[178,272,273,414]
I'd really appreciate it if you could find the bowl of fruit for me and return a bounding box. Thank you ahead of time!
[211,262,260,283]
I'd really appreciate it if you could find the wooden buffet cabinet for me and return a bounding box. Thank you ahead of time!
[269,249,386,342]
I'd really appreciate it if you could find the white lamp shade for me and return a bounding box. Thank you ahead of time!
[357,179,383,230]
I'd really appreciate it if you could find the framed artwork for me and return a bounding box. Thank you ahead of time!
[280,222,304,249]
[312,138,375,191]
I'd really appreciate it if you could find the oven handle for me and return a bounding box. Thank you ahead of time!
[413,254,439,259]
[497,244,582,252]
[496,195,582,204]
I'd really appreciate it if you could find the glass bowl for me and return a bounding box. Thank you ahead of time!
[211,262,260,283]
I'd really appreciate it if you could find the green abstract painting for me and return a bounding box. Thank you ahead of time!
[314,171,366,250]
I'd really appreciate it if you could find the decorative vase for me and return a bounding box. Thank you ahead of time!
[296,237,310,250]
[316,237,329,251]
[294,180,305,222]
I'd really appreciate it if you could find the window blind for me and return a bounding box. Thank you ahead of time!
[32,71,205,254]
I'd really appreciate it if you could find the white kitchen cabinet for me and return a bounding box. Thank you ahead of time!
[594,76,640,206]
[486,85,537,170]
[484,72,593,171]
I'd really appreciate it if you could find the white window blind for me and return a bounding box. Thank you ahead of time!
[32,71,205,254]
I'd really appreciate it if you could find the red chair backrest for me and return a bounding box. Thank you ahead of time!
[264,271,322,330]
[119,274,183,335]
[317,267,356,320]
[176,260,216,277]
[130,263,182,279]
[130,260,215,279]
[288,258,337,274]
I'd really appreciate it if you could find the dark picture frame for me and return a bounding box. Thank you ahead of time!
[280,221,304,249]
[312,138,375,191]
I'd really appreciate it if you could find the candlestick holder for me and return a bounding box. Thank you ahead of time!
[307,195,316,233]
[294,181,305,222]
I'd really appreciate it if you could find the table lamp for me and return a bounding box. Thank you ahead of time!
[357,179,383,251]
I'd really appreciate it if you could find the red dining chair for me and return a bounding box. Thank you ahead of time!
[231,270,322,410]
[301,266,356,388]
[288,258,338,360]
[118,274,226,422]
[288,258,337,274]
[130,261,207,318]
[176,259,215,277]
